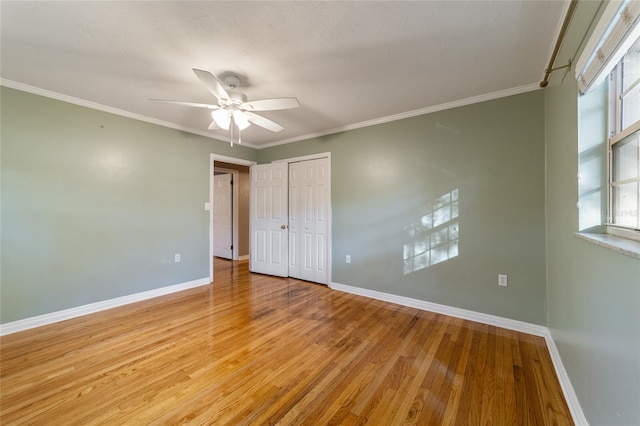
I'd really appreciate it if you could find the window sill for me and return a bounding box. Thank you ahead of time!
[575,232,640,260]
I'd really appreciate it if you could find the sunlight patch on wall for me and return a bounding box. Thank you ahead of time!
[403,189,459,275]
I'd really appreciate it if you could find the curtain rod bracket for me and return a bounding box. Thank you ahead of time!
[540,58,572,87]
[539,0,578,88]
[550,58,572,73]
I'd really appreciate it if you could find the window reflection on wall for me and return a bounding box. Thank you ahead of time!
[403,189,459,274]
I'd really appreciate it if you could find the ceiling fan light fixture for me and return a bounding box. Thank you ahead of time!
[211,108,231,130]
[233,110,250,130]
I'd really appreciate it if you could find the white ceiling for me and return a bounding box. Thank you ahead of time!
[0,1,567,148]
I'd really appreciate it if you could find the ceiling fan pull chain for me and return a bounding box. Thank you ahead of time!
[230,120,234,147]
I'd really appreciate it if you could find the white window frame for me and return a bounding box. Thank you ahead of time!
[607,39,640,241]
[576,0,640,93]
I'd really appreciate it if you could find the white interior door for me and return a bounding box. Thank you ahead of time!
[288,158,329,284]
[250,163,288,277]
[213,173,233,259]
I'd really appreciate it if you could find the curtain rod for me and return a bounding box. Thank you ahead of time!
[540,0,579,87]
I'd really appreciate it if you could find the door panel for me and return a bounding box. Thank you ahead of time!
[288,166,301,278]
[288,158,329,284]
[316,233,326,274]
[213,173,233,259]
[250,163,288,277]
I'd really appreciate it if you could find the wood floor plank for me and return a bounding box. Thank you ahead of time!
[479,327,497,425]
[1,258,573,425]
[440,322,474,425]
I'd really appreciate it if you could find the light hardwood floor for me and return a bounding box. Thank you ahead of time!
[1,258,572,425]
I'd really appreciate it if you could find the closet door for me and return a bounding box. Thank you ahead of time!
[250,162,289,277]
[288,158,329,284]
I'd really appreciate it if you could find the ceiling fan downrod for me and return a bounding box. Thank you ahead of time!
[228,119,242,147]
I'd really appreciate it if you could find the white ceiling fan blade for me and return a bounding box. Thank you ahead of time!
[207,120,220,130]
[241,98,300,111]
[192,69,230,101]
[245,112,284,132]
[149,99,220,109]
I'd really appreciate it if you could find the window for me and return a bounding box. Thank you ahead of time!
[608,36,640,235]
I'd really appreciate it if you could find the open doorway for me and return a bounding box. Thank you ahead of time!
[210,154,256,282]
[213,162,249,262]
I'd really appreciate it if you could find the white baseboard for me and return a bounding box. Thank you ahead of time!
[543,329,589,425]
[0,277,211,336]
[329,281,588,425]
[329,282,547,336]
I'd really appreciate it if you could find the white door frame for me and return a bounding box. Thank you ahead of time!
[210,154,256,283]
[273,152,332,285]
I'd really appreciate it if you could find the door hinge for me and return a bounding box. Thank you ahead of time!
[230,245,233,250]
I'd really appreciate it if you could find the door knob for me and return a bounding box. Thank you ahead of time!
[281,224,287,229]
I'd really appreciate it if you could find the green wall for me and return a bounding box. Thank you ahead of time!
[545,1,640,424]
[259,91,547,324]
[0,87,255,323]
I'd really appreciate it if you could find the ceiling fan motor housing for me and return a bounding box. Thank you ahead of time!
[221,90,247,107]
[223,75,241,88]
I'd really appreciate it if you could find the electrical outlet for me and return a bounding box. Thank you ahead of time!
[345,255,351,264]
[498,274,508,287]
[175,254,181,263]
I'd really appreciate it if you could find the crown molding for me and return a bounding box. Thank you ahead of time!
[258,83,541,149]
[0,79,261,149]
[2,78,539,151]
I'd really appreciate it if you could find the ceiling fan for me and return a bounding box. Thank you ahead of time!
[151,69,300,146]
